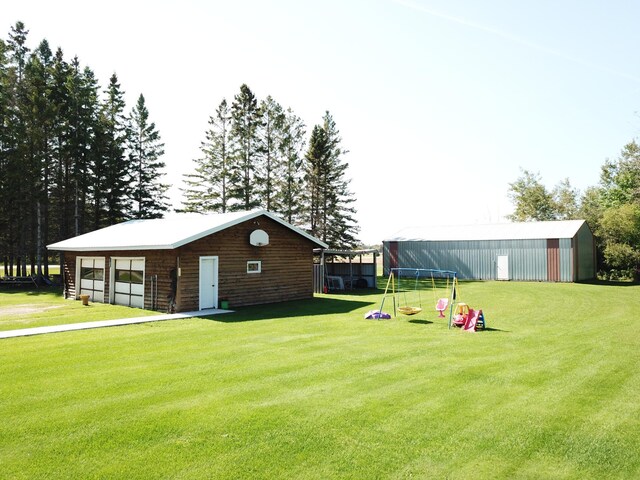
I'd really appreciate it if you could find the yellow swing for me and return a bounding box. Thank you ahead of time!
[398,271,422,315]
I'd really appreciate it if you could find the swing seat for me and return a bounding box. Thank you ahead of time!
[435,298,449,317]
[398,306,422,316]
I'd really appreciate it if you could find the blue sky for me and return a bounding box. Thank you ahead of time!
[4,0,640,244]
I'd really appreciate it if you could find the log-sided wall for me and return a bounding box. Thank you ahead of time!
[175,215,315,311]
[62,249,177,312]
[61,214,317,312]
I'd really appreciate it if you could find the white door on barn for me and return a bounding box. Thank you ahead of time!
[497,255,509,280]
[199,256,219,310]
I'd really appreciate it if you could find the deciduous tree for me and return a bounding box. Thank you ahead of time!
[507,169,556,221]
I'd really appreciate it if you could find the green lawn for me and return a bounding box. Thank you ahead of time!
[0,289,159,331]
[1,282,639,479]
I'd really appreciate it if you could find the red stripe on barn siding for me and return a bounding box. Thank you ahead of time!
[389,242,398,270]
[547,238,560,282]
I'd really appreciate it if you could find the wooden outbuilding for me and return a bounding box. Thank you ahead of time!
[48,210,328,312]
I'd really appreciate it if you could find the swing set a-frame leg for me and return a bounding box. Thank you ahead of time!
[379,272,396,317]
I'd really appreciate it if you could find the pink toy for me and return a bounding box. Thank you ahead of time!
[435,298,449,317]
[463,308,480,332]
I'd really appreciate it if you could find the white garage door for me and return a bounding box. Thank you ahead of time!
[79,257,105,302]
[113,258,145,308]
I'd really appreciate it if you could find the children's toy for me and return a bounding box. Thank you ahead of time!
[379,268,458,321]
[451,303,486,332]
[452,302,469,327]
[398,305,422,315]
[463,308,480,332]
[476,310,486,330]
[435,297,449,317]
[364,310,391,320]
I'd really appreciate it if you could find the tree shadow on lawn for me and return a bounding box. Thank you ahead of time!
[581,279,639,287]
[199,296,373,323]
[0,287,63,297]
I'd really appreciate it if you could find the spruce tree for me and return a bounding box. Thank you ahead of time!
[229,84,261,211]
[275,108,306,225]
[304,112,359,248]
[257,95,284,211]
[321,112,359,248]
[127,94,168,219]
[24,40,55,276]
[68,60,100,236]
[0,38,12,274]
[305,124,330,240]
[0,23,165,274]
[181,98,232,212]
[6,22,31,275]
[93,73,130,227]
[48,48,73,240]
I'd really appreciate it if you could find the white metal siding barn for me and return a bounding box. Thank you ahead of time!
[383,220,596,282]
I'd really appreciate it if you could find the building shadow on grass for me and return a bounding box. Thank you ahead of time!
[581,279,639,287]
[198,296,372,323]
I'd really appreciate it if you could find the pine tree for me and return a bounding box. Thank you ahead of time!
[275,108,306,225]
[257,95,284,211]
[304,112,359,248]
[321,112,359,248]
[93,73,130,227]
[0,38,12,274]
[48,48,73,241]
[0,23,162,275]
[305,124,330,240]
[6,21,31,275]
[181,98,232,212]
[229,84,261,211]
[128,94,168,219]
[67,60,100,236]
[24,40,55,277]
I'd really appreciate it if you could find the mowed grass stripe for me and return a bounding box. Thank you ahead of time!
[1,282,639,479]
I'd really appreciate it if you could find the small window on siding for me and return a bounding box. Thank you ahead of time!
[247,261,262,274]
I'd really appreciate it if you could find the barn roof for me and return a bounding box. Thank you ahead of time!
[384,219,589,242]
[48,210,328,251]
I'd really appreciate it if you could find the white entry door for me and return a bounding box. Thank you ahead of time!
[497,255,509,280]
[199,256,219,310]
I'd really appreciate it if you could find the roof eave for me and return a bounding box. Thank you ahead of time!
[47,244,174,252]
[48,209,329,251]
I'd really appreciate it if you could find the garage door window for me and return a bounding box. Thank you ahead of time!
[113,258,145,308]
[79,257,105,302]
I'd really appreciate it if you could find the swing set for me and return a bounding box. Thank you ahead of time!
[379,268,460,327]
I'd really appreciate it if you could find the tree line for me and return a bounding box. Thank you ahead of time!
[508,140,640,280]
[180,84,359,249]
[0,21,360,279]
[0,22,168,276]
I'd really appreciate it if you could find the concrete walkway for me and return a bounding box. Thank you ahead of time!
[0,308,233,339]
